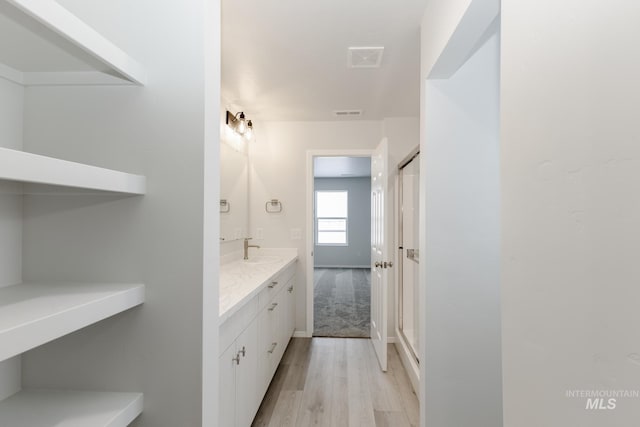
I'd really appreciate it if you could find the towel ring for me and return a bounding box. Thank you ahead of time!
[265,199,282,213]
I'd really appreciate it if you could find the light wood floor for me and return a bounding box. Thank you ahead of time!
[252,338,419,427]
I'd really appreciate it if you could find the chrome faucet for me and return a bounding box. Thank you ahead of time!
[244,238,260,260]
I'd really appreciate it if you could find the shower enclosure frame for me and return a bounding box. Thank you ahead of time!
[397,146,420,365]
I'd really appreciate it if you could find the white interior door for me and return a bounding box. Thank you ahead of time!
[371,138,389,371]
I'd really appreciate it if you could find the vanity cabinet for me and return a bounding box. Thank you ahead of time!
[219,318,259,427]
[284,281,296,344]
[257,289,284,395]
[219,261,296,427]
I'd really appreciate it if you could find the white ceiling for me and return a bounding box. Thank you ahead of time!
[221,0,425,121]
[314,157,371,178]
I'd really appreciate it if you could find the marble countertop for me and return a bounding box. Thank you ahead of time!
[219,248,298,323]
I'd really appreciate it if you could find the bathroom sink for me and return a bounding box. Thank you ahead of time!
[243,255,282,265]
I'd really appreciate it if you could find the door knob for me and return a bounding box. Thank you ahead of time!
[374,261,382,268]
[384,261,393,268]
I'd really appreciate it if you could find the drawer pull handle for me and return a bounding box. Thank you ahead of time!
[268,281,278,289]
[287,286,293,293]
[268,302,278,311]
[239,346,246,357]
[232,353,240,365]
[268,342,278,354]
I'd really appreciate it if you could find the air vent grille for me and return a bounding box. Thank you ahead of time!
[348,47,384,68]
[333,110,363,117]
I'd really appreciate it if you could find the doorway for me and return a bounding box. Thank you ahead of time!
[311,156,372,338]
[306,145,390,371]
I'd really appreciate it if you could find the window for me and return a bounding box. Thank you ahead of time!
[315,191,348,245]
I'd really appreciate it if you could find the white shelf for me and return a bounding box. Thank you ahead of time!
[0,0,146,86]
[0,390,143,426]
[0,282,145,362]
[0,148,146,195]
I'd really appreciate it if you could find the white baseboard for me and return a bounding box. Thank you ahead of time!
[293,331,397,342]
[394,330,420,394]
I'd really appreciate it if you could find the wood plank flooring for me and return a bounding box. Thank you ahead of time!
[252,338,419,427]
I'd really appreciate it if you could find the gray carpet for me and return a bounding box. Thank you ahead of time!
[313,268,371,338]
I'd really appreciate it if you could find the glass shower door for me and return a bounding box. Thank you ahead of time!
[399,153,420,361]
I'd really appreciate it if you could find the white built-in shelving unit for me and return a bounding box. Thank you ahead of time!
[0,0,146,86]
[0,390,143,427]
[0,147,146,194]
[0,282,145,362]
[0,0,147,425]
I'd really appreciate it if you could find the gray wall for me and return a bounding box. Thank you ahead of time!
[314,177,371,268]
[0,70,24,402]
[17,0,219,426]
[422,22,502,427]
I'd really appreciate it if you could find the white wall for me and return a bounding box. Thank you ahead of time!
[250,120,381,333]
[421,0,473,77]
[314,177,371,268]
[203,1,221,424]
[15,1,220,426]
[0,77,23,290]
[220,141,249,242]
[421,15,502,427]
[0,74,24,402]
[501,1,640,425]
[250,119,418,337]
[219,97,250,245]
[382,117,420,339]
[382,117,421,169]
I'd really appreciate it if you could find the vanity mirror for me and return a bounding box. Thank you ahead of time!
[220,135,249,242]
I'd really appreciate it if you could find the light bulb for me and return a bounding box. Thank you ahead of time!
[244,120,253,140]
[236,112,247,134]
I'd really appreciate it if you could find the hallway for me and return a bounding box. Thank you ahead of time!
[252,338,418,427]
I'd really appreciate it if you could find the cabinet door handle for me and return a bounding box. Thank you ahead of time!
[239,346,246,357]
[232,353,240,365]
[268,302,278,311]
[267,342,278,354]
[287,286,293,293]
[268,281,278,288]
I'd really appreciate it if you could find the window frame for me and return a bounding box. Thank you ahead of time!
[315,190,349,246]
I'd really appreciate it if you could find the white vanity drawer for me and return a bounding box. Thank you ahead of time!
[219,296,258,356]
[279,263,296,287]
[257,263,295,310]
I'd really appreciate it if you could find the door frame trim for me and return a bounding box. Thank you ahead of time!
[305,149,374,336]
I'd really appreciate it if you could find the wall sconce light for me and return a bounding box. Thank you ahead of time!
[226,110,254,140]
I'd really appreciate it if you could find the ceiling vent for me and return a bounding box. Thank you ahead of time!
[333,109,363,117]
[347,47,384,68]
